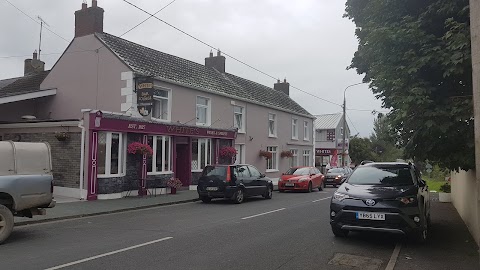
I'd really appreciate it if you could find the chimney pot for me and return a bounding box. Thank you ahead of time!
[274,78,290,96]
[205,50,226,73]
[33,50,38,60]
[24,51,45,76]
[75,0,104,37]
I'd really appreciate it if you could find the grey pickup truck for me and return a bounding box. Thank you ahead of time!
[0,141,56,244]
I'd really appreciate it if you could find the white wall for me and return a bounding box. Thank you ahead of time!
[451,169,480,246]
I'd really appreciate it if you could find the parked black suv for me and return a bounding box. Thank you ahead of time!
[197,164,274,204]
[330,162,430,242]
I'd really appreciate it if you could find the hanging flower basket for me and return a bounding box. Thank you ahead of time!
[280,151,293,158]
[259,150,273,160]
[127,142,153,156]
[219,146,237,159]
[55,132,70,141]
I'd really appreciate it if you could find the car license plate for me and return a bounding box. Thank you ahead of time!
[285,183,295,187]
[206,187,218,191]
[356,212,386,220]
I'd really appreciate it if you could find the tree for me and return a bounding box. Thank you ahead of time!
[349,136,376,165]
[370,114,404,162]
[345,0,473,171]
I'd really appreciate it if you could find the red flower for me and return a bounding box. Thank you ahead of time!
[219,146,237,158]
[259,150,273,160]
[127,142,153,156]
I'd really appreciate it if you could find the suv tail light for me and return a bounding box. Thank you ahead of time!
[226,167,231,182]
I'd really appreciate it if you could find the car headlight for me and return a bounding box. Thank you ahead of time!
[299,177,309,182]
[333,192,350,201]
[335,175,342,179]
[397,196,417,205]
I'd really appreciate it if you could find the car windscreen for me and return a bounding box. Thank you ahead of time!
[327,168,345,174]
[347,166,414,186]
[202,166,227,177]
[284,167,310,175]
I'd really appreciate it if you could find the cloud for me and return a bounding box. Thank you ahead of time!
[0,0,384,137]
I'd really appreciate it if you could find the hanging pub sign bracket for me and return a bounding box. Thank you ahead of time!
[135,76,154,117]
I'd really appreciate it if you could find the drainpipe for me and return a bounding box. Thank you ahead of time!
[78,119,86,200]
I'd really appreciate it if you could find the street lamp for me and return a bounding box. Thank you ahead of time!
[342,82,367,167]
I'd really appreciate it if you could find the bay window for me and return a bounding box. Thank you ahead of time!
[192,138,212,171]
[146,135,172,174]
[97,132,126,177]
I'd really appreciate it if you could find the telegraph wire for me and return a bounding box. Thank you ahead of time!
[121,0,342,107]
[3,0,70,43]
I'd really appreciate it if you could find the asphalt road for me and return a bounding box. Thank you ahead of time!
[1,188,407,270]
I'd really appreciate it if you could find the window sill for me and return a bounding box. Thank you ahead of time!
[268,135,277,138]
[147,171,173,176]
[151,117,171,123]
[237,130,246,134]
[291,137,298,141]
[98,174,126,179]
[196,123,209,127]
[191,170,203,173]
[266,169,279,173]
[303,139,310,142]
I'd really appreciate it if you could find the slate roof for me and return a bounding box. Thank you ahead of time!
[95,32,312,117]
[314,113,343,130]
[0,71,50,98]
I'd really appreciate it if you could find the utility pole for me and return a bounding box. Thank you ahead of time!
[342,82,366,167]
[342,95,346,167]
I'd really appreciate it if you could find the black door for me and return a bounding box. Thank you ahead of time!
[235,165,254,195]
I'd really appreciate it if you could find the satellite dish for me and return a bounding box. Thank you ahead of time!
[21,115,37,120]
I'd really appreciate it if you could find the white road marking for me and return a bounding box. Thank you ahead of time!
[44,237,173,270]
[312,196,332,202]
[385,243,402,270]
[241,208,286,220]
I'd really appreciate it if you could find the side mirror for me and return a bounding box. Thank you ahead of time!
[418,179,426,187]
[260,174,266,178]
[310,174,315,177]
[282,173,285,175]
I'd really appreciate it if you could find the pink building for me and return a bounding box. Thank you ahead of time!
[0,1,314,200]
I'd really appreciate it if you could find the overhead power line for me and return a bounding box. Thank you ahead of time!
[346,114,360,135]
[3,0,70,43]
[121,0,342,107]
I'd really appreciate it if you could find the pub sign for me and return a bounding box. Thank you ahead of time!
[136,76,154,117]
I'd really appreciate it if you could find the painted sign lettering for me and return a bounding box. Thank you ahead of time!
[136,77,154,117]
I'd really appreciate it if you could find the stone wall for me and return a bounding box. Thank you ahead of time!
[2,132,81,188]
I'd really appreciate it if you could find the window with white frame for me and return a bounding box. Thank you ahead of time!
[290,149,298,167]
[234,144,245,164]
[152,89,170,121]
[266,146,278,171]
[191,138,212,170]
[304,121,310,141]
[146,135,172,174]
[97,132,126,177]
[303,150,311,166]
[233,105,245,133]
[196,96,210,126]
[268,113,277,137]
[292,118,298,140]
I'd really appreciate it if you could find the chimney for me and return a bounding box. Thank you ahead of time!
[205,50,226,73]
[274,78,290,96]
[75,0,104,38]
[24,50,45,76]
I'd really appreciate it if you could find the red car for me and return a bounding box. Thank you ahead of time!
[278,167,325,192]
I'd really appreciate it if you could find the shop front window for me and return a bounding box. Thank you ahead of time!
[97,132,126,177]
[192,138,211,171]
[147,135,172,174]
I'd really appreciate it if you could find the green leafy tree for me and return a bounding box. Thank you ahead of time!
[345,0,473,170]
[349,136,377,165]
[370,114,404,162]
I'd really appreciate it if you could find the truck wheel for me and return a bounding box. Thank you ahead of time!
[0,205,14,245]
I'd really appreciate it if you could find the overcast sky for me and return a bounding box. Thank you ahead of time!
[0,0,385,137]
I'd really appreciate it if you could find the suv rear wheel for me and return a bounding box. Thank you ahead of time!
[200,196,211,203]
[233,189,244,204]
